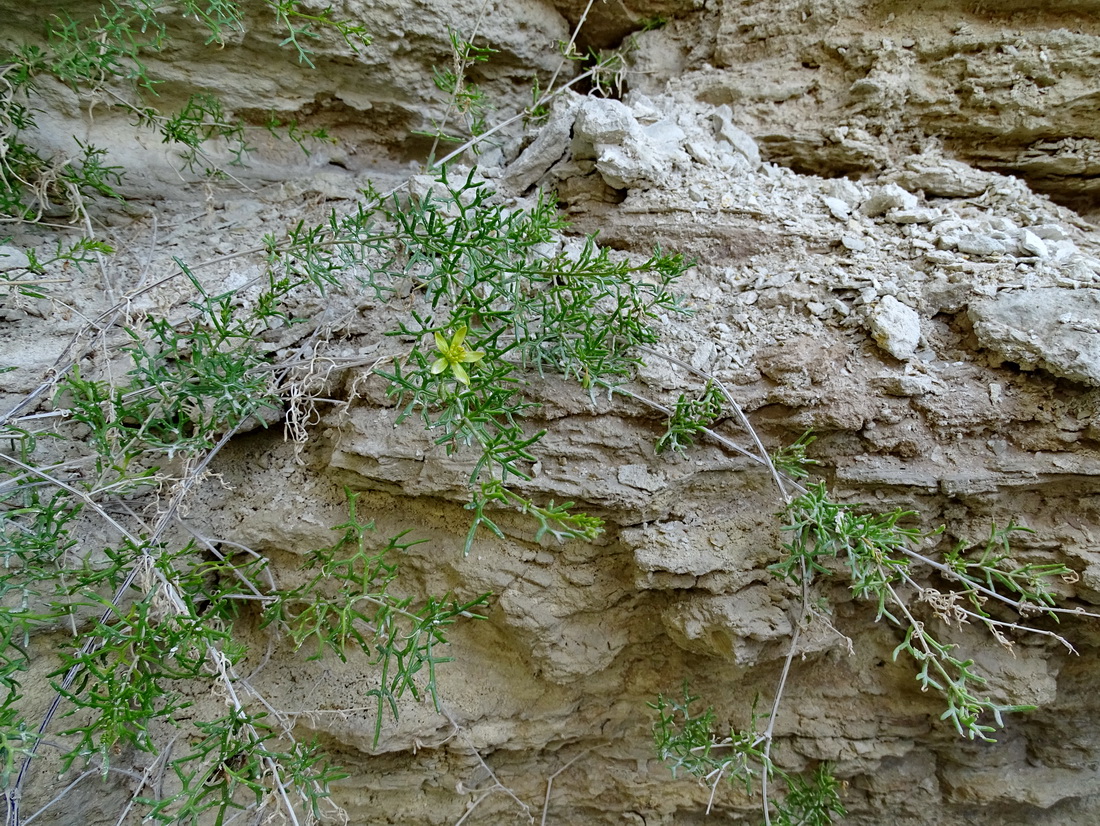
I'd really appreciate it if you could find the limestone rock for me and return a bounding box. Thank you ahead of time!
[1017,229,1050,258]
[826,177,863,207]
[12,2,1100,824]
[503,93,582,191]
[860,183,919,218]
[713,104,762,170]
[957,233,1006,257]
[655,0,1100,202]
[890,153,996,198]
[823,196,852,220]
[885,208,937,224]
[661,587,792,663]
[572,97,690,189]
[868,295,922,360]
[0,246,29,272]
[969,288,1100,386]
[575,97,636,145]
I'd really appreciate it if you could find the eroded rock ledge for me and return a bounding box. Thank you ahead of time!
[7,1,1100,824]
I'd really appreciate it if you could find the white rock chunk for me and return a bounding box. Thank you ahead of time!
[956,233,1005,257]
[970,288,1100,386]
[1030,224,1070,241]
[860,183,919,217]
[1048,239,1081,264]
[575,97,635,143]
[890,152,995,197]
[712,104,761,170]
[823,196,851,220]
[868,295,921,360]
[886,208,937,224]
[503,94,581,191]
[572,97,688,189]
[826,178,863,207]
[1017,229,1049,259]
[0,246,30,272]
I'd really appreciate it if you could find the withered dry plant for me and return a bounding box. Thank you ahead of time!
[2,1,1097,825]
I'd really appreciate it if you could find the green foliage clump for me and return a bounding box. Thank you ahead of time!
[655,381,725,456]
[423,29,499,155]
[0,232,495,821]
[769,430,818,480]
[651,686,845,825]
[0,155,689,819]
[365,169,690,551]
[773,484,1074,740]
[0,8,692,814]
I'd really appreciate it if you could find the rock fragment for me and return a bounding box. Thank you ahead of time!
[868,295,921,360]
[571,97,689,189]
[886,208,937,224]
[969,288,1100,386]
[712,104,762,170]
[956,233,1005,257]
[825,177,862,207]
[823,196,851,220]
[661,588,792,663]
[1016,229,1049,258]
[860,183,919,217]
[0,246,30,271]
[575,97,634,144]
[503,94,581,191]
[1030,224,1070,241]
[890,153,994,197]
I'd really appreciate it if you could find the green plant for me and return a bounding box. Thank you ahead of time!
[0,1,367,220]
[0,163,690,819]
[0,3,709,823]
[421,28,499,160]
[771,484,1064,740]
[770,430,818,480]
[651,686,771,797]
[638,16,669,32]
[524,77,552,126]
[2,26,695,811]
[262,489,489,746]
[643,350,1099,821]
[655,381,725,456]
[0,236,494,821]
[651,686,845,824]
[367,168,690,552]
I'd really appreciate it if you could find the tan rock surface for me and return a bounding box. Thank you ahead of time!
[6,1,1100,824]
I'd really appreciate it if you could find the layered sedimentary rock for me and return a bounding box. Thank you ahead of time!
[7,1,1100,824]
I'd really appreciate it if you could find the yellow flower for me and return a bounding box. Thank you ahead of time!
[431,325,485,386]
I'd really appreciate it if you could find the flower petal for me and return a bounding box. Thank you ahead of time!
[452,325,468,347]
[460,350,485,363]
[430,357,448,375]
[452,363,471,385]
[434,332,448,352]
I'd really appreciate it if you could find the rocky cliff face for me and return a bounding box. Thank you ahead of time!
[633,0,1100,212]
[6,1,1100,824]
